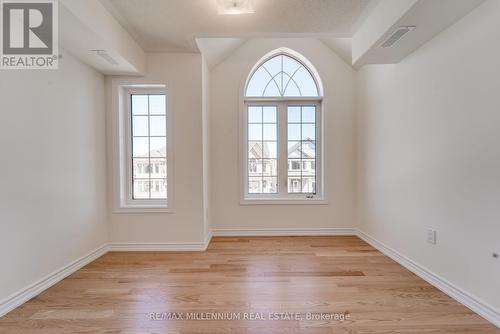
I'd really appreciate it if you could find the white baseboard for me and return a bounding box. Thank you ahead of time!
[357,229,500,328]
[204,230,213,248]
[109,233,213,252]
[212,227,357,237]
[108,242,208,251]
[0,244,109,318]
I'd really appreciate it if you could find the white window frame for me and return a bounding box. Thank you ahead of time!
[112,83,174,213]
[241,97,324,204]
[240,49,326,205]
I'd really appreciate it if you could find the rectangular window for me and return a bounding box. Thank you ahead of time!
[247,106,278,194]
[114,84,171,212]
[287,105,316,194]
[131,93,167,200]
[243,102,322,202]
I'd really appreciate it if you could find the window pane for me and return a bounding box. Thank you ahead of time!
[248,141,263,159]
[131,95,148,115]
[288,124,301,140]
[149,95,166,115]
[248,177,262,194]
[133,158,150,179]
[302,106,316,123]
[282,56,301,76]
[263,106,277,123]
[133,179,150,199]
[246,67,271,97]
[283,80,301,97]
[263,82,280,96]
[150,137,167,157]
[288,141,301,158]
[262,56,281,77]
[262,141,277,158]
[288,159,301,172]
[262,159,277,176]
[150,179,167,199]
[302,159,316,173]
[132,116,148,136]
[301,177,316,193]
[302,124,315,140]
[301,141,316,158]
[248,124,262,141]
[262,177,278,194]
[288,178,302,193]
[248,159,261,175]
[288,106,301,123]
[150,116,166,136]
[150,158,167,178]
[263,124,277,141]
[132,137,149,157]
[248,106,262,123]
[294,67,318,96]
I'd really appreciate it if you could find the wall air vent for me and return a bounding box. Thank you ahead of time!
[380,26,416,48]
[92,50,119,65]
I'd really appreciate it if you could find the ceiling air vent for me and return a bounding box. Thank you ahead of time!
[380,26,416,48]
[92,50,119,66]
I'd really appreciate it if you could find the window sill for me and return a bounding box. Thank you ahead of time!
[240,198,327,205]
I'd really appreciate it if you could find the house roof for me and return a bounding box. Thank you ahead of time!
[248,140,315,159]
[137,146,167,158]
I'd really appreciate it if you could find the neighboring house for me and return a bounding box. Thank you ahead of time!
[287,139,316,193]
[133,146,167,199]
[248,139,316,194]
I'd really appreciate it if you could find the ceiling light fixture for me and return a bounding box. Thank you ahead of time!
[216,0,254,15]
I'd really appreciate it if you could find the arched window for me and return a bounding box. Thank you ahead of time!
[243,50,323,201]
[246,54,319,97]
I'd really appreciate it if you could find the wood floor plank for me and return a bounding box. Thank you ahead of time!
[0,236,498,333]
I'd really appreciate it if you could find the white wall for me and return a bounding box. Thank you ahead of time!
[210,38,357,231]
[107,53,206,243]
[0,51,108,302]
[357,0,500,311]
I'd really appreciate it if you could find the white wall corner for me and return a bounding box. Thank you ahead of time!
[0,244,109,318]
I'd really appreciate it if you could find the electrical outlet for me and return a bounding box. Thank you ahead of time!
[427,229,437,245]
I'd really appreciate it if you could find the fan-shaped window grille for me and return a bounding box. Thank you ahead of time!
[245,54,319,97]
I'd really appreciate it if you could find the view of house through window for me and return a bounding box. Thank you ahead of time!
[287,105,316,193]
[130,94,167,200]
[244,51,322,199]
[248,106,278,193]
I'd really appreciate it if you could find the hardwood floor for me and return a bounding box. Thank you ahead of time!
[0,236,498,333]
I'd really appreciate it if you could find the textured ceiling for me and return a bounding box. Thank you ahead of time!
[100,0,374,52]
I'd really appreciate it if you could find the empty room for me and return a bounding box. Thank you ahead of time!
[0,0,499,332]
